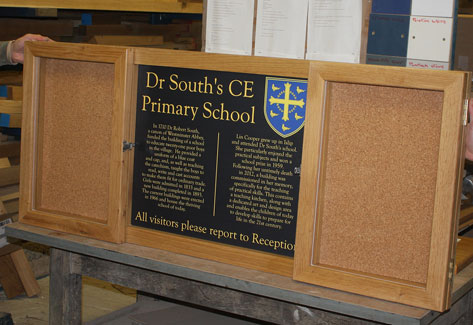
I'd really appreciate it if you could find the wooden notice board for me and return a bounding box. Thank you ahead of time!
[19,42,133,243]
[18,42,470,311]
[293,61,470,312]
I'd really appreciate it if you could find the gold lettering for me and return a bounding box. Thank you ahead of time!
[202,101,212,119]
[229,80,254,98]
[141,95,151,111]
[169,74,179,91]
[202,102,255,124]
[229,79,242,97]
[243,81,254,98]
[146,72,158,88]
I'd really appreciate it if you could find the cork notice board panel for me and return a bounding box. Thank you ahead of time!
[19,42,131,243]
[36,58,113,222]
[293,61,469,311]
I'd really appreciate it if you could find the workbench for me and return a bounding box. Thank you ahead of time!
[5,222,473,324]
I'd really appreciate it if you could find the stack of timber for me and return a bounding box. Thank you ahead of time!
[0,9,202,51]
[0,85,22,129]
[0,72,43,299]
[0,71,21,227]
[0,161,19,247]
[0,83,21,244]
[84,15,202,50]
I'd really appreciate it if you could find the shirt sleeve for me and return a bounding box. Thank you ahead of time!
[0,41,15,66]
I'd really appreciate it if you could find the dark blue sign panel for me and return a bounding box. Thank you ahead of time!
[131,65,307,257]
[372,0,411,15]
[367,14,410,57]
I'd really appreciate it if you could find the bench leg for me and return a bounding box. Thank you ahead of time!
[49,248,82,325]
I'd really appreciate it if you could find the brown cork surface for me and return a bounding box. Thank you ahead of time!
[35,58,114,222]
[315,82,444,285]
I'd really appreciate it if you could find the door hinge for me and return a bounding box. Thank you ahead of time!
[123,141,135,152]
[463,99,469,126]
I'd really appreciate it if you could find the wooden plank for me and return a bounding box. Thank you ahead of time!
[0,113,21,128]
[460,205,473,231]
[89,35,164,46]
[0,253,24,298]
[0,202,6,215]
[0,18,73,40]
[0,157,11,168]
[0,0,203,14]
[77,253,378,325]
[2,200,18,215]
[455,237,473,274]
[452,256,473,302]
[0,141,21,160]
[0,184,19,197]
[359,0,371,64]
[10,248,40,297]
[0,100,22,114]
[0,71,22,86]
[0,191,19,202]
[7,86,22,101]
[85,23,191,37]
[0,165,19,187]
[35,8,58,16]
[0,243,21,257]
[134,47,311,77]
[126,228,293,277]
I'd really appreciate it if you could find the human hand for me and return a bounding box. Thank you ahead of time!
[465,99,473,161]
[10,33,52,64]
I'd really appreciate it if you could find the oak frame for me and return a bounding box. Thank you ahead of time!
[293,61,470,311]
[19,42,133,243]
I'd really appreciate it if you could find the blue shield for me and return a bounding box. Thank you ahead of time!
[264,77,307,138]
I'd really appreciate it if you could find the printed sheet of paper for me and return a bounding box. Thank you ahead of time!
[204,0,255,55]
[254,0,308,59]
[306,0,362,63]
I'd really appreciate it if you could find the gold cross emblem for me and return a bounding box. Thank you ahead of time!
[268,82,305,121]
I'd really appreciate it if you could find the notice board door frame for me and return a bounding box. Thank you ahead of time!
[19,42,134,243]
[293,61,470,312]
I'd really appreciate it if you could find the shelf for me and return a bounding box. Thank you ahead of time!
[0,0,203,14]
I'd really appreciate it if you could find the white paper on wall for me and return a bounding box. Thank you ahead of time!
[254,0,309,59]
[411,0,455,18]
[205,0,255,55]
[305,0,362,63]
[407,16,453,62]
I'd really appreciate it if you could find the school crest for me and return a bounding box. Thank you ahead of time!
[264,77,307,138]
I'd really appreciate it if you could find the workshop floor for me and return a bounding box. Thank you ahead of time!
[0,276,137,324]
